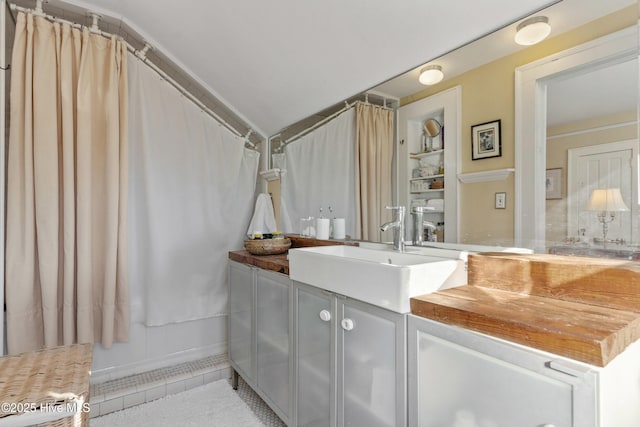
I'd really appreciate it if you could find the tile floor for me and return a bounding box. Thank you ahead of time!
[229,376,286,427]
[90,353,284,426]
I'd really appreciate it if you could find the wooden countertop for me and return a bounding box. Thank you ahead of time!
[228,234,357,275]
[411,253,640,367]
[229,250,290,275]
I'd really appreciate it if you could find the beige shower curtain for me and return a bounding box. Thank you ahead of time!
[355,103,394,241]
[6,12,129,354]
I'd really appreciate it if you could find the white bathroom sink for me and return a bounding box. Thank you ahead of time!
[288,245,467,313]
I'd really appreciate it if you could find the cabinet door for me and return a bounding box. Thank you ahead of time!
[295,283,335,427]
[339,298,406,427]
[256,269,291,421]
[409,315,594,427]
[228,261,256,383]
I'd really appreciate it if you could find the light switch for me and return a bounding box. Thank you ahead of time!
[495,192,506,209]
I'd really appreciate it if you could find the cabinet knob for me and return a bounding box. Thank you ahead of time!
[319,309,331,322]
[341,318,355,331]
[539,424,556,427]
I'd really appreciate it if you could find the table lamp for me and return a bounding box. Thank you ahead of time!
[585,188,629,247]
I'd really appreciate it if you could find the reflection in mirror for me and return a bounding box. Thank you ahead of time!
[268,93,395,243]
[392,0,639,258]
[275,98,395,242]
[513,1,638,257]
[545,56,639,259]
[422,118,442,152]
[268,0,639,257]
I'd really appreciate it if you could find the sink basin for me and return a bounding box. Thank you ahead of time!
[288,245,466,313]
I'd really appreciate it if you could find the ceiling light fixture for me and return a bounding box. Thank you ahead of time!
[418,65,444,85]
[515,16,551,46]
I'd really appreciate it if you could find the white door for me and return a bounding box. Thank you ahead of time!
[568,140,638,244]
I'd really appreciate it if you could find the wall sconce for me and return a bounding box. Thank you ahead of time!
[419,65,444,85]
[585,188,629,247]
[515,16,551,46]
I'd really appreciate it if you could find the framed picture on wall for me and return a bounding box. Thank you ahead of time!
[471,119,501,160]
[546,168,562,199]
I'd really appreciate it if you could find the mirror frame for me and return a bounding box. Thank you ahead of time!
[515,25,638,251]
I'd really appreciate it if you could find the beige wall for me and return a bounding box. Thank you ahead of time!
[460,176,515,245]
[401,6,636,245]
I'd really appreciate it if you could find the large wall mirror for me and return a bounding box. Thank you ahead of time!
[269,0,639,258]
[516,22,638,255]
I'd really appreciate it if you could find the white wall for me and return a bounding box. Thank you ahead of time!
[91,268,228,381]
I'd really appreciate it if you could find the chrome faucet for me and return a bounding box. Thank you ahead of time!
[411,206,436,245]
[380,206,406,252]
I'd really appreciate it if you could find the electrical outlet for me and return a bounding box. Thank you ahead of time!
[495,192,506,209]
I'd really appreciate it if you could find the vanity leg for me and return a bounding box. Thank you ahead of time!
[232,369,239,390]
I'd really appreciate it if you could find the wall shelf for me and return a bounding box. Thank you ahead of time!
[457,168,515,184]
[411,189,445,194]
[399,86,461,244]
[410,149,444,160]
[410,174,444,181]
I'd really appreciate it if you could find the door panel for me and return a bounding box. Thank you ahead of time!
[414,330,573,426]
[228,262,255,382]
[340,302,398,427]
[296,285,334,427]
[567,140,638,244]
[256,270,290,418]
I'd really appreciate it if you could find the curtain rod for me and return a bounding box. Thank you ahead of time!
[8,2,260,151]
[283,99,393,146]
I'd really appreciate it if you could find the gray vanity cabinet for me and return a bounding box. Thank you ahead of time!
[230,261,407,427]
[294,281,407,427]
[228,261,292,425]
[408,315,599,427]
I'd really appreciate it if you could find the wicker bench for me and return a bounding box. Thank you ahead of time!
[0,343,93,427]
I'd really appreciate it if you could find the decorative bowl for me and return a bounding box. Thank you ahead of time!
[244,238,291,255]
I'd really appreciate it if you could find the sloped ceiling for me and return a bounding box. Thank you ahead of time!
[33,0,556,139]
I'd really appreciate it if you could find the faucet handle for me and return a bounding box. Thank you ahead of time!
[385,205,405,212]
[411,206,435,214]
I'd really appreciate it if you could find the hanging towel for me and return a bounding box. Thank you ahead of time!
[246,193,278,237]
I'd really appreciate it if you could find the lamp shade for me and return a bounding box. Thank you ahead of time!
[419,65,444,85]
[586,188,629,212]
[515,16,551,46]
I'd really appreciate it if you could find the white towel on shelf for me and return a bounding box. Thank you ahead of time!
[246,193,277,237]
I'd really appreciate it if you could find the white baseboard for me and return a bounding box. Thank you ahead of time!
[91,342,227,384]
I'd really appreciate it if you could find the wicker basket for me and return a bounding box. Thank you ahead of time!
[0,343,93,427]
[430,179,444,189]
[244,238,291,255]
